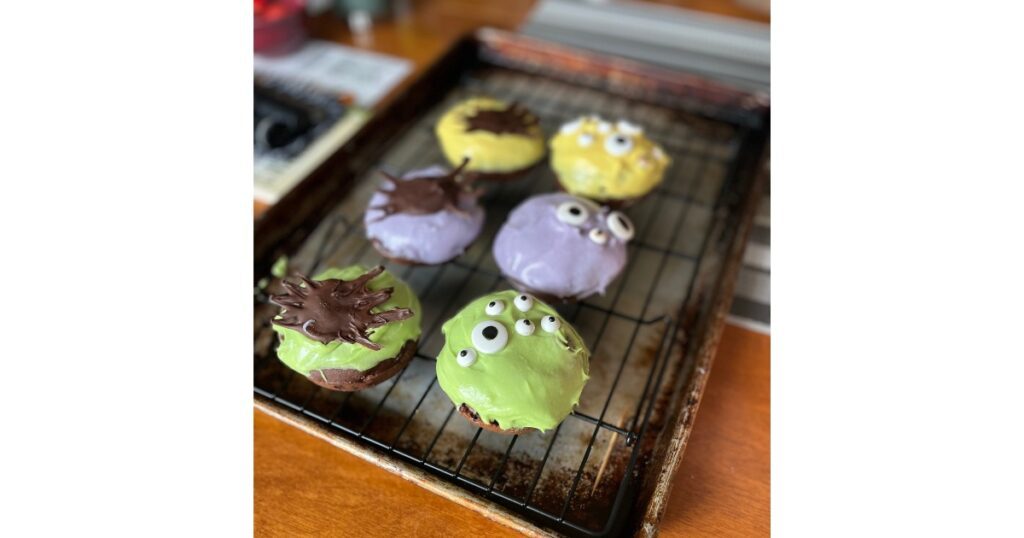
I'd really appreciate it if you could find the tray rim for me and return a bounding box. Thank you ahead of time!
[254,27,770,537]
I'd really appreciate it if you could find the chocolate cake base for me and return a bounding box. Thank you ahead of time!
[369,239,427,267]
[458,403,533,435]
[465,160,540,182]
[306,339,417,392]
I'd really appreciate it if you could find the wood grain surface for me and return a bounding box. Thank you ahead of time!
[255,323,769,536]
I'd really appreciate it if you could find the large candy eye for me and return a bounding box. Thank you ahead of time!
[471,321,508,354]
[604,133,634,156]
[485,299,505,315]
[514,293,534,312]
[456,348,477,367]
[589,228,608,245]
[515,318,535,336]
[606,211,635,241]
[541,315,561,333]
[556,201,589,226]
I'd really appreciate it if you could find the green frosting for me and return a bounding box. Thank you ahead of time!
[272,265,422,376]
[436,290,590,431]
[270,255,289,278]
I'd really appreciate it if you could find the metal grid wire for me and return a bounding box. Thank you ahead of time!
[254,66,749,536]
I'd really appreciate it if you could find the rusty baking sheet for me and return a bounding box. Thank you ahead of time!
[254,29,768,537]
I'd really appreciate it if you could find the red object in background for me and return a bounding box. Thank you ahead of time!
[255,0,307,56]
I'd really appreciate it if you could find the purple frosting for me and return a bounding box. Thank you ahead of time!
[365,165,485,265]
[493,193,631,300]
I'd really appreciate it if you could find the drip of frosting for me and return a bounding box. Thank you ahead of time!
[464,102,539,136]
[369,160,473,218]
[270,265,412,349]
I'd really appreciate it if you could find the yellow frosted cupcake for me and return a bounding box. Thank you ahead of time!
[435,97,545,180]
[550,116,670,205]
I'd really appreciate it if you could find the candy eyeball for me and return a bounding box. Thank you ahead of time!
[514,293,534,312]
[471,320,508,353]
[556,201,589,226]
[607,211,635,241]
[604,133,634,157]
[541,315,561,333]
[560,118,584,134]
[485,299,505,315]
[515,318,536,336]
[456,348,477,367]
[616,120,643,135]
[589,228,608,245]
[577,133,594,147]
[597,121,612,134]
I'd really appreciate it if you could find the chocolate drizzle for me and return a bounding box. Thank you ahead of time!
[464,102,538,136]
[370,160,477,219]
[270,266,413,350]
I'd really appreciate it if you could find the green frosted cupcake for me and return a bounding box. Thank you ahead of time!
[270,265,421,391]
[436,290,590,433]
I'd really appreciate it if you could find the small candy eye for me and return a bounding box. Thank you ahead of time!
[597,121,612,134]
[577,133,594,147]
[556,201,589,226]
[456,348,477,367]
[560,118,583,134]
[589,228,608,245]
[541,315,561,333]
[604,134,634,156]
[606,211,634,241]
[471,321,508,354]
[514,293,534,312]
[616,120,643,135]
[515,319,535,336]
[485,300,505,315]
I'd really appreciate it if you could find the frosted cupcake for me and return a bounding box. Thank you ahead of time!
[550,116,670,205]
[436,290,590,433]
[365,163,485,265]
[493,193,635,302]
[435,97,545,180]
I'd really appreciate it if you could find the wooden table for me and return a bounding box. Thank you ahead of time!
[254,1,770,535]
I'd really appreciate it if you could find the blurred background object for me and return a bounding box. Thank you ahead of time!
[254,0,308,56]
[522,0,769,92]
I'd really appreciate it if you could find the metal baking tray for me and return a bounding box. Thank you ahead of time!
[254,28,768,537]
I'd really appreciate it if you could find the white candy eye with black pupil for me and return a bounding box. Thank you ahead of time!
[485,300,505,315]
[456,348,477,367]
[604,134,633,156]
[514,294,534,312]
[541,315,561,332]
[556,201,589,226]
[607,211,634,241]
[471,321,508,354]
[515,319,535,336]
[589,228,608,245]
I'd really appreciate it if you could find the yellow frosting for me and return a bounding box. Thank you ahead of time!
[549,116,670,200]
[435,97,545,173]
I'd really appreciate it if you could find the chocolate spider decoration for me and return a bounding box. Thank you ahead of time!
[270,265,412,350]
[464,102,538,136]
[369,159,479,220]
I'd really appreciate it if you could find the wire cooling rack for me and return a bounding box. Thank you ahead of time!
[254,61,761,536]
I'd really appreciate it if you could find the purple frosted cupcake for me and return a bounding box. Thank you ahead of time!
[365,163,484,265]
[493,193,635,302]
